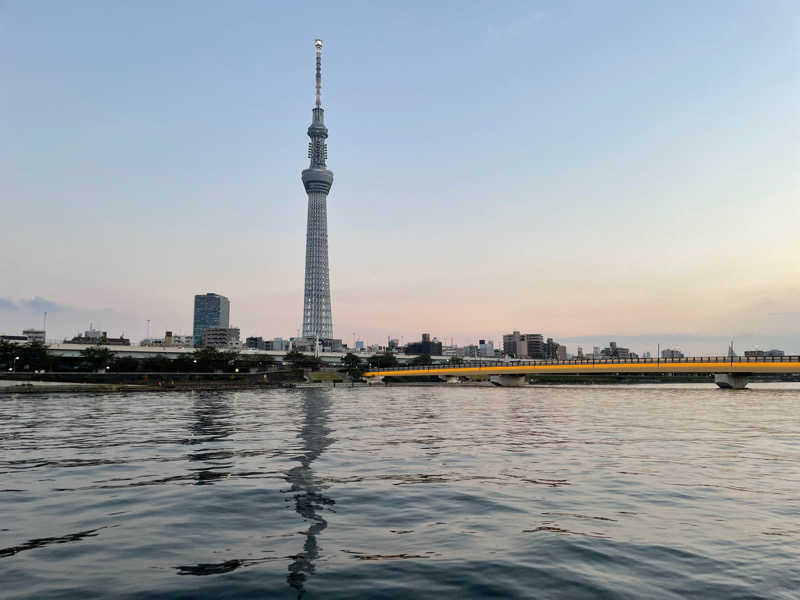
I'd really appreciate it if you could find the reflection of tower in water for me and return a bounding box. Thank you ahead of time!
[285,390,335,596]
[186,394,235,485]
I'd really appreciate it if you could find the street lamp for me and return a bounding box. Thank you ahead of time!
[12,356,20,372]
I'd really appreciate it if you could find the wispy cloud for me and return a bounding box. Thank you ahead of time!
[19,297,72,313]
[487,12,544,44]
[0,297,74,313]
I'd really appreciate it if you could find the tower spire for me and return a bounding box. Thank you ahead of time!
[315,39,322,108]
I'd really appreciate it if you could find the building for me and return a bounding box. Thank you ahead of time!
[661,348,684,359]
[744,349,784,358]
[601,341,630,358]
[479,339,494,357]
[201,327,241,349]
[300,39,335,340]
[577,346,584,358]
[544,338,567,361]
[293,336,345,353]
[0,334,28,345]
[246,336,267,350]
[502,331,545,359]
[22,329,46,344]
[406,333,442,356]
[141,331,194,347]
[441,345,461,357]
[271,337,288,351]
[193,293,230,347]
[354,340,365,352]
[65,328,130,346]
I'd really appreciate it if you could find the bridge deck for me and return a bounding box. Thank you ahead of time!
[364,356,800,378]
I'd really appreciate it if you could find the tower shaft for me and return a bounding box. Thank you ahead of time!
[301,40,334,339]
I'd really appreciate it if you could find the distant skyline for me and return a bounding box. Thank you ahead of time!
[2,1,798,354]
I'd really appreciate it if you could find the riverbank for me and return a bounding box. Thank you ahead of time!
[0,369,306,394]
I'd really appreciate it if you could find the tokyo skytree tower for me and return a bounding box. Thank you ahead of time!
[300,39,334,339]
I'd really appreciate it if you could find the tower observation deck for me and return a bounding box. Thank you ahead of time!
[301,39,334,339]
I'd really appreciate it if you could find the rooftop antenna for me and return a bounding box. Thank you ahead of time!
[314,39,323,108]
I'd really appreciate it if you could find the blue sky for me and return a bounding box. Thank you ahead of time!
[2,1,798,353]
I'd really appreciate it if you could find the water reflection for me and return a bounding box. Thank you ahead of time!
[285,390,336,597]
[187,394,235,485]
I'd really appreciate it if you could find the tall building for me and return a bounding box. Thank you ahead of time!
[193,293,230,347]
[502,331,544,359]
[300,39,334,340]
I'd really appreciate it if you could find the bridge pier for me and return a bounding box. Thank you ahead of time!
[439,376,461,384]
[490,374,527,387]
[714,373,749,389]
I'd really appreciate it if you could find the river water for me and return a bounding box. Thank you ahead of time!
[1,384,798,599]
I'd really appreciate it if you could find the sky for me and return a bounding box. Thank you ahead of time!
[1,0,798,355]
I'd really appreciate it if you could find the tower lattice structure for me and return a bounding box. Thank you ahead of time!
[301,39,334,339]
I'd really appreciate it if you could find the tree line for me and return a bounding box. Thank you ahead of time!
[1,341,454,376]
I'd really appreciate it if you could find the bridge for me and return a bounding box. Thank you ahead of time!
[363,355,800,389]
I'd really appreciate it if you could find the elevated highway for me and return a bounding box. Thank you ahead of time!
[364,355,800,389]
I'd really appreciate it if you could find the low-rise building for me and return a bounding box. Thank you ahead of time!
[478,339,494,357]
[201,327,241,349]
[65,328,130,346]
[744,349,784,358]
[601,341,630,358]
[23,329,46,344]
[406,333,442,356]
[661,348,684,359]
[246,336,267,350]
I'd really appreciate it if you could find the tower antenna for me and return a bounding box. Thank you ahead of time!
[315,39,323,108]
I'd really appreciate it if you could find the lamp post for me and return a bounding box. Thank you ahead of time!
[12,355,20,372]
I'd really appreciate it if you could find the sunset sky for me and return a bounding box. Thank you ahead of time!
[2,1,798,354]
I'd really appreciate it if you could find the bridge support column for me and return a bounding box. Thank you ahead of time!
[490,374,526,387]
[439,376,460,384]
[714,373,749,389]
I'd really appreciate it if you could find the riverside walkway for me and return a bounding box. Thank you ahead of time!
[363,355,800,389]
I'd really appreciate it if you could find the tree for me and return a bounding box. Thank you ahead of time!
[80,345,115,371]
[12,342,51,372]
[341,352,364,379]
[192,347,224,371]
[411,354,433,366]
[0,340,17,370]
[284,350,322,370]
[449,356,464,365]
[172,355,195,372]
[141,355,173,372]
[112,356,141,372]
[236,352,273,372]
[368,353,398,368]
